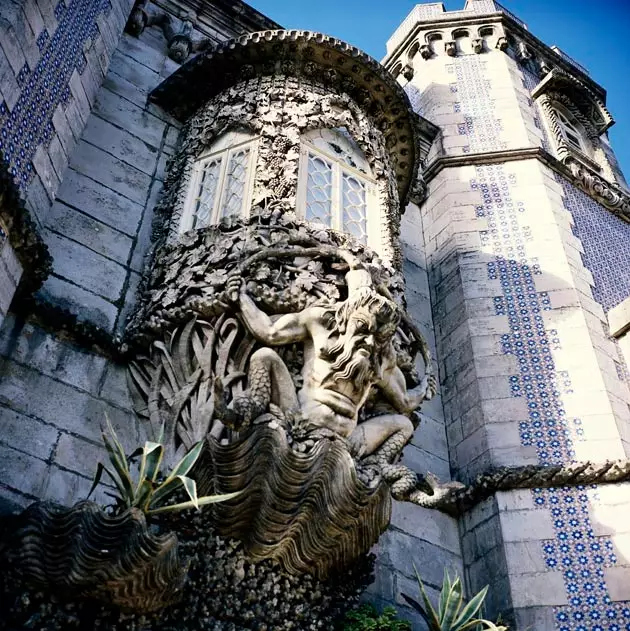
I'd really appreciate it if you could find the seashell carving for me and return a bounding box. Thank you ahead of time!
[195,424,392,579]
[2,500,186,613]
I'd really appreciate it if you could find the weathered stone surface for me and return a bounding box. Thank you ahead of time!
[0,404,58,461]
[68,141,152,206]
[45,232,127,302]
[46,201,134,266]
[82,115,159,175]
[56,168,144,237]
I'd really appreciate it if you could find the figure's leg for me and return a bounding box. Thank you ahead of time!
[350,413,414,460]
[219,348,299,429]
[247,347,299,411]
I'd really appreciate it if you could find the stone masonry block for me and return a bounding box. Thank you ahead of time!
[95,88,166,149]
[0,403,58,461]
[56,168,144,237]
[378,528,463,589]
[82,114,159,176]
[0,443,49,497]
[390,502,461,555]
[499,508,555,542]
[37,275,118,332]
[0,359,120,442]
[47,201,133,266]
[109,49,160,94]
[510,572,568,608]
[0,317,107,395]
[45,231,127,302]
[68,140,152,206]
[54,432,106,479]
[117,34,166,71]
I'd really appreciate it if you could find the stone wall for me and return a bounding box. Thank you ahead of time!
[385,4,630,627]
[365,202,464,627]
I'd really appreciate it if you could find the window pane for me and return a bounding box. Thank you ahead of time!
[193,158,222,229]
[221,148,250,218]
[342,173,367,244]
[306,153,333,226]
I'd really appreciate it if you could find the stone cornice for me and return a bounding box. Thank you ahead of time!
[383,11,606,103]
[422,147,630,223]
[150,29,439,206]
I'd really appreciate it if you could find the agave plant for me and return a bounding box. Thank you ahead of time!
[88,415,240,515]
[402,568,508,631]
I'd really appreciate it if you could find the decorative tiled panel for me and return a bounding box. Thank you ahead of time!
[447,58,506,154]
[474,163,629,629]
[0,0,112,190]
[560,179,630,312]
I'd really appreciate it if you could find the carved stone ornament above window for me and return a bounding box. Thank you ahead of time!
[150,29,438,208]
[531,68,614,135]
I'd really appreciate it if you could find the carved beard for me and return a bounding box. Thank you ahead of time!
[322,335,377,391]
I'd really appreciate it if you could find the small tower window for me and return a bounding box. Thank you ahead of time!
[297,128,376,245]
[180,131,257,232]
[554,106,588,154]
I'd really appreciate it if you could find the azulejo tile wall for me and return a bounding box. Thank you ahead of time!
[0,0,112,190]
[560,180,630,313]
[448,58,506,155]
[475,162,630,630]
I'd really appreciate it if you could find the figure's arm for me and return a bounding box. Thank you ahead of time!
[227,273,307,345]
[378,345,434,415]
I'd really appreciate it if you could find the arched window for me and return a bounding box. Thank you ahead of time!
[297,128,377,245]
[180,131,257,232]
[554,105,588,154]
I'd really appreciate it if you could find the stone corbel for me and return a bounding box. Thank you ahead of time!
[419,44,432,60]
[471,38,483,54]
[445,41,457,57]
[125,1,211,64]
[401,64,414,80]
[495,36,509,51]
[164,14,195,63]
[539,59,553,76]
[516,41,532,62]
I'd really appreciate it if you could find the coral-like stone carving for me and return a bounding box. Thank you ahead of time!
[127,212,439,578]
[1,501,185,613]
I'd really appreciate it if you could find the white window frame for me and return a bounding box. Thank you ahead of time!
[296,131,379,248]
[554,106,589,155]
[180,131,258,233]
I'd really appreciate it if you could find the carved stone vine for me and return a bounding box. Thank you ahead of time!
[155,75,404,265]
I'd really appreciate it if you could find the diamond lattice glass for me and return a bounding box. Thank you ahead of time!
[193,158,222,228]
[221,148,250,218]
[342,173,367,243]
[305,153,333,226]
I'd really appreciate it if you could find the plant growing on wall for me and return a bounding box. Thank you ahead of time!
[340,604,411,630]
[89,416,240,515]
[402,569,508,631]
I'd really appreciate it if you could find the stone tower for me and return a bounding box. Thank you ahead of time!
[383,1,630,628]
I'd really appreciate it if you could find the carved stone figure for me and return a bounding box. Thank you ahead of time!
[220,265,433,466]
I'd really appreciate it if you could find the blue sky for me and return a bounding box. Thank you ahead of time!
[250,0,630,178]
